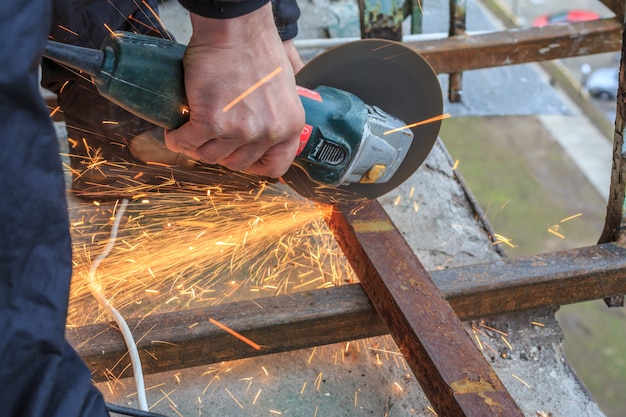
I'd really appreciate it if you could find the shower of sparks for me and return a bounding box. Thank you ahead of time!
[222,67,283,113]
[65,136,357,326]
[383,113,451,135]
[209,318,262,350]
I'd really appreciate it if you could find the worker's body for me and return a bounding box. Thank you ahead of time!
[0,0,304,415]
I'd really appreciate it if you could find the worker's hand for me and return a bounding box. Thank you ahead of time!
[164,3,305,178]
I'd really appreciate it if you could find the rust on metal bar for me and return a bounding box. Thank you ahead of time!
[599,21,626,307]
[71,243,626,382]
[599,0,625,23]
[448,0,466,102]
[412,18,622,74]
[70,284,385,382]
[326,200,524,416]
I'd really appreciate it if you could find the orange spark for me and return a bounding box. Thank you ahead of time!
[145,161,173,168]
[103,23,115,35]
[49,106,61,118]
[223,67,283,112]
[169,404,184,417]
[547,226,565,239]
[501,335,513,350]
[225,388,244,409]
[208,318,261,350]
[253,388,262,405]
[511,373,531,388]
[141,0,172,41]
[58,25,78,36]
[561,213,582,223]
[384,113,451,135]
[480,323,508,337]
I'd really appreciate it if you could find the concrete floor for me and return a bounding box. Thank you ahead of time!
[62,0,611,415]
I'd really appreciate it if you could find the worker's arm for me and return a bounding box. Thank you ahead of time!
[165,1,305,178]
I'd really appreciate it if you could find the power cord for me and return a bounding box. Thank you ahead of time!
[89,199,149,411]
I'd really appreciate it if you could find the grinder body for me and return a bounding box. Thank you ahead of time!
[43,32,414,190]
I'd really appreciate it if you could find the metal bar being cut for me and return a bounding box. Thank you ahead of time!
[326,200,524,416]
[70,242,626,384]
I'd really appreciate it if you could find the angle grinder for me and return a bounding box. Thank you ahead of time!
[43,32,443,203]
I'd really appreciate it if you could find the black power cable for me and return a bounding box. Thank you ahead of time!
[106,402,168,417]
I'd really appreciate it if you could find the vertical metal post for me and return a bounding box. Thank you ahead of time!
[358,0,404,41]
[448,0,466,102]
[410,0,423,34]
[599,24,626,307]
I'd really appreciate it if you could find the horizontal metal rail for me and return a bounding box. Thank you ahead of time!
[70,241,626,383]
[413,18,622,74]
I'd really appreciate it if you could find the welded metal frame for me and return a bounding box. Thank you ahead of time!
[70,1,626,416]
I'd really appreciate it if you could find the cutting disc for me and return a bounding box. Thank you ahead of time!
[283,39,443,203]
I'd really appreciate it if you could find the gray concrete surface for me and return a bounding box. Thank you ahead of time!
[57,0,613,415]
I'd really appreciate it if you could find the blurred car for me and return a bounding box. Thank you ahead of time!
[586,67,619,100]
[532,10,601,27]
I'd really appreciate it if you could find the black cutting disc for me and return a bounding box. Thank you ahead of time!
[283,39,443,203]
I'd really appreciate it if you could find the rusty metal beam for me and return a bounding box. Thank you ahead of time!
[600,24,626,246]
[72,241,626,381]
[599,0,625,23]
[599,17,626,307]
[71,242,626,383]
[412,18,622,74]
[327,200,523,416]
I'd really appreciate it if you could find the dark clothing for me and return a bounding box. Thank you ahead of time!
[179,0,269,19]
[2,0,300,416]
[0,0,108,416]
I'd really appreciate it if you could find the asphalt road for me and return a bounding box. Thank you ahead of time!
[497,0,619,122]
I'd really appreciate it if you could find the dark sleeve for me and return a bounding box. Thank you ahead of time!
[177,0,269,19]
[272,0,300,41]
[1,1,109,416]
[178,0,300,41]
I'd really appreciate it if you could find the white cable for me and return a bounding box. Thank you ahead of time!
[87,198,149,411]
